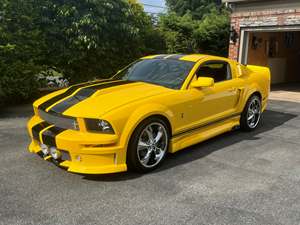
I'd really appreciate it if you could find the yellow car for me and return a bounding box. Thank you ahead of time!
[27,54,271,174]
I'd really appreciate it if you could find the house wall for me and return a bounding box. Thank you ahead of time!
[228,0,300,61]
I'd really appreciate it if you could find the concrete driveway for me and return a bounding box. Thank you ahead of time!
[0,100,300,225]
[270,83,300,103]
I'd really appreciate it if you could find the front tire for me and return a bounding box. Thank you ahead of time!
[240,94,262,131]
[127,117,170,173]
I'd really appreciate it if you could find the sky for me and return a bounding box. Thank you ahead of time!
[139,0,167,14]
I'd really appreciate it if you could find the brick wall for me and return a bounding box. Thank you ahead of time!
[228,8,300,61]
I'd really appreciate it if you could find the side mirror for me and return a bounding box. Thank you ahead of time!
[191,77,214,88]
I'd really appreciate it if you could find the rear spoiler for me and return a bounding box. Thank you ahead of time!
[246,65,271,80]
[246,65,269,73]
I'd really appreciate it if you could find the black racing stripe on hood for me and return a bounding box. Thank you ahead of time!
[48,96,81,114]
[38,79,112,110]
[48,80,135,114]
[41,126,66,147]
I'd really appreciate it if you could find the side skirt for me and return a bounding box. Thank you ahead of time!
[170,115,241,153]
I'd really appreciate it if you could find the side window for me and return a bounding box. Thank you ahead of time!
[196,61,232,82]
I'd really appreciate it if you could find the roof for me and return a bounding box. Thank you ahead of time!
[141,54,208,62]
[222,0,261,3]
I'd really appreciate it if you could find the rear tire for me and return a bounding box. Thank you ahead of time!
[240,94,262,131]
[127,117,170,173]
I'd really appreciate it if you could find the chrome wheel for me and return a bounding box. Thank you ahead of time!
[247,97,261,129]
[137,122,168,168]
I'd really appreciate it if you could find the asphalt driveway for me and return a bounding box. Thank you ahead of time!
[0,100,300,225]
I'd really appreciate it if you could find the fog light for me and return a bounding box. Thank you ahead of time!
[50,147,61,160]
[40,144,49,155]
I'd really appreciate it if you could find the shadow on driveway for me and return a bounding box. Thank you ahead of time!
[0,104,33,119]
[83,109,298,182]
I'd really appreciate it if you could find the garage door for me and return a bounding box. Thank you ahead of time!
[239,28,300,85]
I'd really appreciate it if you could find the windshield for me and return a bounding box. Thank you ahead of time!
[113,59,195,89]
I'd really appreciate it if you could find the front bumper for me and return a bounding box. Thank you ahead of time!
[27,115,127,174]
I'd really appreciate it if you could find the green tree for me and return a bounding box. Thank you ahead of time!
[0,0,45,105]
[158,1,230,56]
[159,12,199,53]
[166,0,217,19]
[37,0,162,82]
[0,0,164,105]
[193,9,230,55]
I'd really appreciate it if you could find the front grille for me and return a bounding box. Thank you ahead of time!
[32,121,50,140]
[38,109,77,130]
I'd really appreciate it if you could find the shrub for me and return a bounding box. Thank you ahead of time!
[0,61,41,105]
[0,0,165,105]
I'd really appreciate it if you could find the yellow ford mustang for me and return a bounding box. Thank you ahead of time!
[27,54,270,174]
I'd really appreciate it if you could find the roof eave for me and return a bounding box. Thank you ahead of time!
[222,0,260,3]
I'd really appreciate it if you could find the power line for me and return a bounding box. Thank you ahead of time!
[145,11,165,15]
[141,3,166,9]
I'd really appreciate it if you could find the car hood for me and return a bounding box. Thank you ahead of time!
[40,80,172,118]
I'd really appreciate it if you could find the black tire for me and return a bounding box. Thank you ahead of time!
[240,94,262,131]
[127,117,170,173]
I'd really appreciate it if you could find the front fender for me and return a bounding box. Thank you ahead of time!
[119,103,174,149]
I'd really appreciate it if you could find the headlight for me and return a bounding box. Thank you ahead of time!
[85,119,115,134]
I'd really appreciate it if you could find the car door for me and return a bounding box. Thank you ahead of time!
[181,60,243,131]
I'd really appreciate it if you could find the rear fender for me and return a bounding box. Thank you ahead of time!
[247,64,271,96]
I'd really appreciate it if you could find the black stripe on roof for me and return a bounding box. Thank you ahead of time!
[153,54,170,59]
[167,54,187,60]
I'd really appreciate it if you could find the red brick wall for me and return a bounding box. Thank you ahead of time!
[228,9,300,61]
[228,17,240,60]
